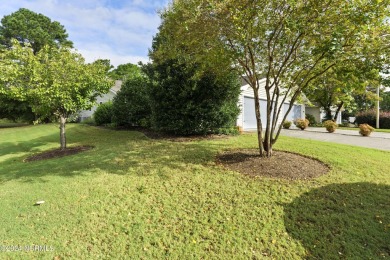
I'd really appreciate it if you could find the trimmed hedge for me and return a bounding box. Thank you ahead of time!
[355,109,390,129]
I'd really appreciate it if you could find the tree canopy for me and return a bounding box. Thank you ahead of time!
[304,62,381,121]
[0,40,112,149]
[158,0,390,156]
[108,63,142,81]
[0,8,73,53]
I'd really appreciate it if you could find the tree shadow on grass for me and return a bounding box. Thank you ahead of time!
[0,128,224,183]
[284,182,390,259]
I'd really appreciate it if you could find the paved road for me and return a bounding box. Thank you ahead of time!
[280,128,390,151]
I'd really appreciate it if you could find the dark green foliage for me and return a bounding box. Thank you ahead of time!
[0,95,35,122]
[355,109,390,129]
[94,102,114,126]
[0,8,73,53]
[305,113,317,126]
[381,91,390,111]
[112,77,151,127]
[144,59,240,135]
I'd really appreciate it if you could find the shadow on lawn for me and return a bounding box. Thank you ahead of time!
[0,127,223,183]
[284,182,390,259]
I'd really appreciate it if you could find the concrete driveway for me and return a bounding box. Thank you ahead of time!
[281,128,390,151]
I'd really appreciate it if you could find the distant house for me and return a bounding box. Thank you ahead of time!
[305,105,343,124]
[236,78,305,130]
[79,80,122,121]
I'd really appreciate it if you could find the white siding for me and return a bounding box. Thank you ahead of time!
[237,78,304,130]
[306,107,321,123]
[79,91,116,121]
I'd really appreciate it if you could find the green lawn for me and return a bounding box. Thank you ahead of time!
[0,119,29,129]
[0,124,389,259]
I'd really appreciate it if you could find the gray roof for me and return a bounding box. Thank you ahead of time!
[111,80,123,94]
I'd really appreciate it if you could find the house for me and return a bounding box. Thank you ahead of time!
[236,78,305,130]
[79,80,122,121]
[305,105,343,124]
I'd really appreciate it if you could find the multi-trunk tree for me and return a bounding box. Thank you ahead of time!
[159,0,389,157]
[0,40,112,149]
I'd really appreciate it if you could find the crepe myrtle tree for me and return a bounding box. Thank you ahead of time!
[0,40,112,149]
[158,0,390,157]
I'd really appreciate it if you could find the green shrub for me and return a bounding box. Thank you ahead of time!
[282,120,292,129]
[112,76,151,127]
[144,60,240,135]
[305,113,316,126]
[94,102,114,126]
[294,118,309,130]
[324,120,337,133]
[359,123,374,136]
[355,109,390,129]
[215,127,240,135]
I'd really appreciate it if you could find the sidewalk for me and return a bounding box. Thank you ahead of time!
[280,127,390,151]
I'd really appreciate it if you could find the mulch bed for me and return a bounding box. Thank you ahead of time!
[24,146,94,162]
[216,149,330,180]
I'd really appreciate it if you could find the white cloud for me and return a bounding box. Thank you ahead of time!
[77,44,149,66]
[0,0,169,67]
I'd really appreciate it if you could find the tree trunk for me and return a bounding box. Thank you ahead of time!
[324,106,332,121]
[333,101,344,122]
[60,115,67,150]
[263,103,273,157]
[263,130,272,157]
[253,90,264,157]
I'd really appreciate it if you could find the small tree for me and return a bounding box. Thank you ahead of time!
[0,8,74,122]
[0,40,112,149]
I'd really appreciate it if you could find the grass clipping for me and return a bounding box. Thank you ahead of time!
[216,149,329,180]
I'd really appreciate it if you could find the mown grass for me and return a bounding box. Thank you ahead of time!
[0,124,389,259]
[0,119,29,128]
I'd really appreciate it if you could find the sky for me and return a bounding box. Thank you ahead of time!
[0,0,170,67]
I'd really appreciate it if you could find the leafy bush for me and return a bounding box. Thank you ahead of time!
[144,60,241,135]
[0,95,35,123]
[355,109,390,129]
[94,102,114,126]
[305,113,316,126]
[294,118,309,130]
[359,123,374,136]
[282,120,292,129]
[324,120,337,133]
[112,76,151,127]
[215,127,240,135]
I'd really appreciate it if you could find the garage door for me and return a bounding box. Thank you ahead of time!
[284,103,302,122]
[243,97,267,129]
